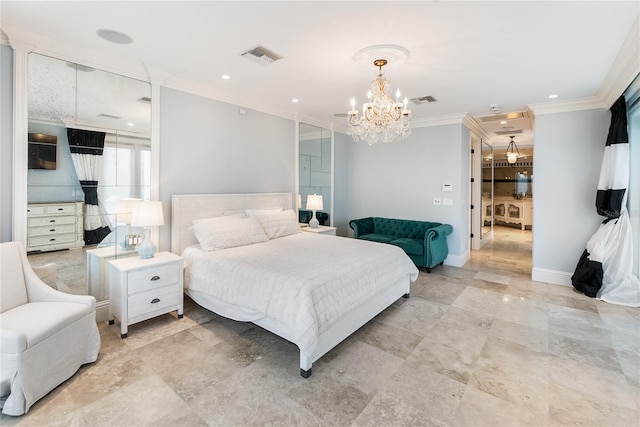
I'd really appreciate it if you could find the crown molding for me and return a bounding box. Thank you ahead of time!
[411,112,468,128]
[599,16,640,109]
[462,113,494,144]
[527,96,604,116]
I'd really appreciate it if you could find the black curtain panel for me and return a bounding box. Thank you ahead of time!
[67,128,111,245]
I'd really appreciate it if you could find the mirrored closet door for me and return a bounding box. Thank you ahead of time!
[298,123,332,225]
[26,53,151,302]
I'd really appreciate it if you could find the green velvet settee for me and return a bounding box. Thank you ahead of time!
[349,217,453,272]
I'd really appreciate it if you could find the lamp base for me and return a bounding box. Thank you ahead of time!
[138,228,156,259]
[309,210,319,229]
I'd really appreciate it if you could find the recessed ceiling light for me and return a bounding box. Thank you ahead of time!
[96,29,133,45]
[127,122,134,126]
[548,94,559,99]
[221,74,231,80]
[500,120,507,124]
[291,98,299,103]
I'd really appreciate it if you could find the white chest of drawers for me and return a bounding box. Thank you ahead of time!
[108,252,184,338]
[27,202,84,252]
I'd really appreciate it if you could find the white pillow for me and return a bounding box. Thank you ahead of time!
[245,207,283,216]
[190,215,268,251]
[192,213,244,225]
[253,209,300,239]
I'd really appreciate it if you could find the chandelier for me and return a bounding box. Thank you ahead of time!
[347,59,411,145]
[505,136,521,164]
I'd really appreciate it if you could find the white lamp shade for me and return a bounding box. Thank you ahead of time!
[306,194,323,211]
[131,201,164,227]
[115,198,141,224]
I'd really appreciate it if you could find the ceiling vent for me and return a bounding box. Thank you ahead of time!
[495,129,523,135]
[137,96,151,104]
[478,111,528,123]
[97,113,121,119]
[240,45,283,65]
[411,95,437,104]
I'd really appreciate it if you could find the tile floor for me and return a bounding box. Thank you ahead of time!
[5,226,640,426]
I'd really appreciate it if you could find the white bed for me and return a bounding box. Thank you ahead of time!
[171,193,418,377]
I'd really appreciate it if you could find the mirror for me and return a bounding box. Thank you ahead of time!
[26,53,151,303]
[481,140,493,237]
[298,123,332,225]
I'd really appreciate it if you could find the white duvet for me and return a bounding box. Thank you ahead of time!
[183,232,418,354]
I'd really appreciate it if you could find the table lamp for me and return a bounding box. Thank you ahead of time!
[306,194,323,229]
[115,198,141,250]
[131,200,164,259]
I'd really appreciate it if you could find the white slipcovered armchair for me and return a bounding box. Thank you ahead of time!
[0,241,101,416]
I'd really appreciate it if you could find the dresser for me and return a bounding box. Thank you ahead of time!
[108,252,184,338]
[27,202,84,252]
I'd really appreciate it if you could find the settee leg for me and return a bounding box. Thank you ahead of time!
[300,368,312,378]
[426,267,432,273]
[402,293,410,298]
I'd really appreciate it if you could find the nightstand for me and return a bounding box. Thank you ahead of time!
[87,246,138,301]
[301,225,337,236]
[108,252,184,338]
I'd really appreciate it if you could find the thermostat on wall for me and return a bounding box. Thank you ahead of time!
[442,184,452,192]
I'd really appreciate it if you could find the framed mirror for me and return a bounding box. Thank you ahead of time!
[298,123,332,225]
[481,140,493,238]
[26,53,151,303]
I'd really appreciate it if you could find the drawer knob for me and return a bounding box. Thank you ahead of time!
[150,275,160,281]
[57,208,64,211]
[151,298,160,304]
[49,219,56,223]
[49,238,56,242]
[50,229,56,232]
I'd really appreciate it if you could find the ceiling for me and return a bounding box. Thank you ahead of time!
[2,1,638,148]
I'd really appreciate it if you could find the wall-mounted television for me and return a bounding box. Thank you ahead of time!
[28,133,57,170]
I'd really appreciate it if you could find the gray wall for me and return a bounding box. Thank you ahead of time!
[1,44,13,242]
[346,124,470,265]
[158,87,296,250]
[333,131,349,236]
[533,109,609,277]
[27,122,82,203]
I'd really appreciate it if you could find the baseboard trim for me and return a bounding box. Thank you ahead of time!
[96,300,109,323]
[532,268,572,287]
[445,251,469,268]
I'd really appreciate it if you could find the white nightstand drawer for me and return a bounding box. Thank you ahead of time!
[128,285,180,320]
[128,264,180,294]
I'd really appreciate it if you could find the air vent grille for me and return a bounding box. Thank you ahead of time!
[411,95,437,104]
[240,45,283,65]
[478,111,528,123]
[495,129,523,135]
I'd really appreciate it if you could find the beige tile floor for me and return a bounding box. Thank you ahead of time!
[5,226,640,426]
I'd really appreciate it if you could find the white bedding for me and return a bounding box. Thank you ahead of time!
[183,232,418,355]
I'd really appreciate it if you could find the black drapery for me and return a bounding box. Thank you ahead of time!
[571,96,639,306]
[67,128,111,245]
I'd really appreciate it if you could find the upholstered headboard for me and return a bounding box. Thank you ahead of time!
[171,192,293,255]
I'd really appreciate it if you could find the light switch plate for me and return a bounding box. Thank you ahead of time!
[442,184,452,192]
[443,198,453,206]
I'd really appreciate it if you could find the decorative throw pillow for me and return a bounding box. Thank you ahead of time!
[191,215,268,251]
[252,209,301,239]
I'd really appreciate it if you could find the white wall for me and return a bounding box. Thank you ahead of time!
[532,109,609,284]
[346,124,470,266]
[1,44,13,242]
[158,87,296,251]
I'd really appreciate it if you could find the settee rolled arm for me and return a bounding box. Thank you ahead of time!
[425,224,453,240]
[349,217,374,238]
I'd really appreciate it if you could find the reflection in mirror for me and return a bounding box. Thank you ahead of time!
[26,53,151,303]
[481,140,493,238]
[298,123,331,225]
